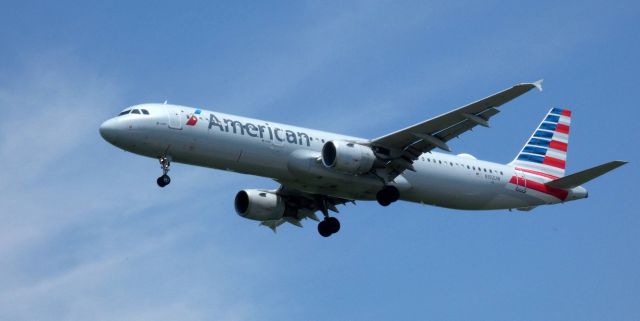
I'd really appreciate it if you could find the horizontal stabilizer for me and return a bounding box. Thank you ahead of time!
[545,160,628,189]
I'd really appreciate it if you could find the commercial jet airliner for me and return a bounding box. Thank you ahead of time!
[99,80,627,237]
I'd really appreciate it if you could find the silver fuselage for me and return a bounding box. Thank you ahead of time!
[99,103,587,210]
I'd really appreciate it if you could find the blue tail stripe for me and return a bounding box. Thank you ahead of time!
[550,107,565,115]
[533,130,554,139]
[545,115,560,123]
[517,154,544,163]
[539,122,557,131]
[523,146,548,155]
[528,138,551,147]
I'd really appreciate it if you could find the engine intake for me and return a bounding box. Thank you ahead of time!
[234,189,286,221]
[321,140,376,174]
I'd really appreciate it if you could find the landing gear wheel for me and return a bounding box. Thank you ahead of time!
[157,174,171,187]
[376,185,400,206]
[326,216,340,234]
[317,217,341,237]
[376,195,392,207]
[157,156,172,187]
[318,220,333,237]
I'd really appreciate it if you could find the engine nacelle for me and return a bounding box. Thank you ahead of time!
[321,140,377,174]
[234,189,285,221]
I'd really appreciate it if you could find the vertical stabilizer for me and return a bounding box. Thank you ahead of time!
[509,108,571,178]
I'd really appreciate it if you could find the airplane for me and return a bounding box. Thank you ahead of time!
[99,80,627,237]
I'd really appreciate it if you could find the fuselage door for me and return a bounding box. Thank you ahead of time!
[167,105,183,130]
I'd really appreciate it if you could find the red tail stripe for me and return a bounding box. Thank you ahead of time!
[509,176,569,200]
[555,123,570,134]
[561,110,572,117]
[549,140,568,152]
[543,156,566,169]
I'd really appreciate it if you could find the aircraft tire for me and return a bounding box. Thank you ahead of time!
[377,186,399,206]
[386,186,400,202]
[326,217,340,234]
[376,190,392,206]
[318,220,333,237]
[157,175,171,187]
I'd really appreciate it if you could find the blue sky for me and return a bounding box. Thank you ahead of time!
[0,1,638,320]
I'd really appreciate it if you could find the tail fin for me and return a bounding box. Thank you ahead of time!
[509,108,571,178]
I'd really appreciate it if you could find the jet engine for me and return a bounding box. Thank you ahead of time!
[321,140,377,174]
[234,189,286,221]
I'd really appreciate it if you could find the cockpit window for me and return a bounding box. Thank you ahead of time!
[141,109,149,115]
[118,110,131,116]
[131,109,141,114]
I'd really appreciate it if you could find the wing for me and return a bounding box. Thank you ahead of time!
[259,184,355,233]
[369,80,543,181]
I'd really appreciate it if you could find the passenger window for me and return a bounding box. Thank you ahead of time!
[489,169,492,173]
[141,109,149,115]
[500,171,504,175]
[118,110,130,116]
[483,168,487,172]
[473,167,476,170]
[467,165,470,169]
[131,109,141,114]
[450,162,453,166]
[439,160,442,164]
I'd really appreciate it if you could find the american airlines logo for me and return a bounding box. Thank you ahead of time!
[185,109,202,126]
[207,113,312,146]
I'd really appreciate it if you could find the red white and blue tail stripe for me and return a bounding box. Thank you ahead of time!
[509,108,571,178]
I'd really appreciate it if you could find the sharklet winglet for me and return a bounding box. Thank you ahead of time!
[533,79,543,92]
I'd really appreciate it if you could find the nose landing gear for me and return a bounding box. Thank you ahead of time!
[157,156,172,187]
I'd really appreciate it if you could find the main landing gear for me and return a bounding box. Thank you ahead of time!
[316,185,398,236]
[316,197,341,237]
[376,185,400,207]
[157,156,171,187]
[317,216,340,237]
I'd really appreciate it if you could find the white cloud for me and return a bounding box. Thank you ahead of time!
[0,53,118,184]
[0,52,270,321]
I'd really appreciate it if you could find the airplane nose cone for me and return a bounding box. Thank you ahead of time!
[99,118,120,144]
